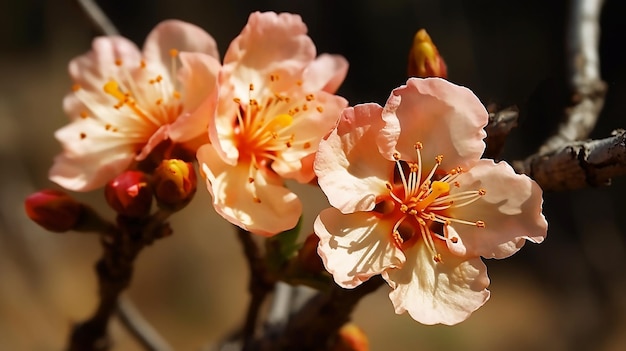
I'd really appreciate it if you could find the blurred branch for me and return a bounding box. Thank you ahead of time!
[538,0,606,154]
[235,228,276,351]
[75,0,119,36]
[67,211,172,351]
[515,129,626,191]
[263,276,385,351]
[484,105,519,159]
[117,296,174,351]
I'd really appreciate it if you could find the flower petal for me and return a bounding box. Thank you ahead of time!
[197,144,301,236]
[447,159,548,258]
[302,53,349,93]
[384,239,490,325]
[49,148,135,192]
[222,11,316,98]
[143,20,219,72]
[69,36,141,94]
[168,52,221,143]
[381,78,488,170]
[315,208,406,288]
[272,91,347,183]
[315,103,394,213]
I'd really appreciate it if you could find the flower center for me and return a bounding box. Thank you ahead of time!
[72,49,183,145]
[385,142,486,263]
[231,75,323,203]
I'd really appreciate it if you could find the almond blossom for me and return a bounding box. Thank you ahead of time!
[314,78,548,325]
[50,20,221,191]
[197,12,348,236]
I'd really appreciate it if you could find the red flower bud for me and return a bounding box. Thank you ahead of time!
[105,171,153,218]
[407,29,448,78]
[153,159,196,210]
[24,189,82,232]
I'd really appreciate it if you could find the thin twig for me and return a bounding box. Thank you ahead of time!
[538,0,606,154]
[515,129,626,191]
[67,212,172,351]
[235,227,275,351]
[116,296,173,351]
[75,0,119,36]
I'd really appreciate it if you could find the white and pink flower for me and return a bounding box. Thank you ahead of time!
[314,77,548,325]
[197,12,348,236]
[50,20,221,191]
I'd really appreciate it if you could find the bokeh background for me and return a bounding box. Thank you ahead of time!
[2,0,626,350]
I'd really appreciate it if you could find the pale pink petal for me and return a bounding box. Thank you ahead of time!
[49,149,135,192]
[445,159,548,259]
[272,92,348,182]
[315,104,394,213]
[168,52,221,143]
[222,12,316,97]
[69,36,141,94]
[143,20,219,72]
[302,54,348,93]
[53,118,141,156]
[209,84,240,165]
[381,78,488,171]
[384,239,490,325]
[197,144,301,236]
[135,125,169,161]
[315,208,406,288]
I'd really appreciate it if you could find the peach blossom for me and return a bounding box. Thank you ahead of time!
[50,20,221,191]
[197,12,348,236]
[314,78,547,325]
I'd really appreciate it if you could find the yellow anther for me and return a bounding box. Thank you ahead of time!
[169,48,179,57]
[316,106,324,113]
[435,154,444,164]
[392,152,401,160]
[233,97,241,104]
[249,83,254,91]
[414,141,423,149]
[72,84,81,92]
[433,254,443,263]
[79,111,88,119]
[140,60,146,68]
[303,142,311,149]
[415,180,450,212]
[478,189,486,196]
[450,237,458,243]
[476,220,485,228]
[173,91,181,99]
[306,94,315,101]
[270,74,279,82]
[115,59,122,66]
[248,177,255,183]
[103,81,126,101]
[266,114,293,131]
[400,204,408,213]
[253,196,261,203]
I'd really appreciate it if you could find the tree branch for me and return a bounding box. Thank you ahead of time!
[515,129,626,191]
[75,0,119,36]
[538,0,606,154]
[67,211,172,351]
[235,228,275,351]
[116,296,174,351]
[484,105,519,160]
[265,276,385,351]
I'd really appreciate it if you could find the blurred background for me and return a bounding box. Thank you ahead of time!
[1,0,626,350]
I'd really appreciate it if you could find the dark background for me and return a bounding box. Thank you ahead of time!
[1,1,626,350]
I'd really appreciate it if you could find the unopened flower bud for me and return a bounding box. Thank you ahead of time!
[24,189,82,232]
[105,171,153,218]
[332,323,369,351]
[407,29,447,78]
[153,159,196,210]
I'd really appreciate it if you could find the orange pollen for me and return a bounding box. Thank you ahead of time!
[115,59,122,66]
[169,48,179,57]
[306,94,315,101]
[392,152,401,160]
[476,221,486,228]
[72,84,81,92]
[414,141,423,149]
[478,188,486,196]
[270,74,279,82]
[303,142,311,149]
[435,154,444,164]
[79,111,88,118]
[249,83,254,91]
[316,106,324,113]
[80,132,86,139]
[140,60,146,68]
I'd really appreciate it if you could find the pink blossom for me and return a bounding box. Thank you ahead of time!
[314,78,547,325]
[197,12,348,236]
[50,20,221,191]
